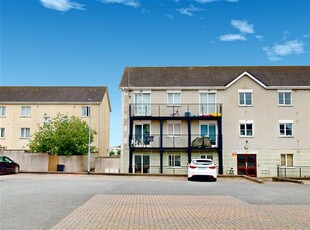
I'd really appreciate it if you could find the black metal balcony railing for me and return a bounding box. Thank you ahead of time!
[131,134,218,148]
[129,103,222,117]
[277,165,310,178]
[132,165,188,174]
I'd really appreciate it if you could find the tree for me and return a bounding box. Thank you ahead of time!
[29,114,97,156]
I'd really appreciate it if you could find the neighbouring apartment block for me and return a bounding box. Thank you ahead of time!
[0,86,111,156]
[119,66,310,177]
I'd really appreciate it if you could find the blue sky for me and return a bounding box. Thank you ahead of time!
[1,0,310,146]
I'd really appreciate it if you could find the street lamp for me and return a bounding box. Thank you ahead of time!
[87,99,92,175]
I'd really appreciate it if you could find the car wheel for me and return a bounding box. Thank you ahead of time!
[187,177,192,181]
[213,178,217,182]
[14,166,19,174]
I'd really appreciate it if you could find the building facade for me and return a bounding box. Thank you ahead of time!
[119,66,310,177]
[0,86,111,156]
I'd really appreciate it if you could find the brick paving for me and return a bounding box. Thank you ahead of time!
[52,195,310,230]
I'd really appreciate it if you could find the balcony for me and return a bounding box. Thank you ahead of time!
[129,103,222,117]
[131,134,218,149]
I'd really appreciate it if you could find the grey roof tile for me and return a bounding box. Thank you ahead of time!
[119,66,310,88]
[0,86,107,103]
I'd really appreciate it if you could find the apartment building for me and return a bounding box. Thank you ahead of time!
[119,66,310,177]
[0,86,111,156]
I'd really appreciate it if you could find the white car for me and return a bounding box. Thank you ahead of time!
[188,159,217,181]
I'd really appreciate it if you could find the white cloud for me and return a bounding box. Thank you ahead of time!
[100,0,140,8]
[231,19,254,34]
[263,40,305,61]
[167,14,174,19]
[40,0,85,12]
[255,35,263,41]
[304,33,310,38]
[177,4,203,17]
[226,0,238,2]
[219,34,246,41]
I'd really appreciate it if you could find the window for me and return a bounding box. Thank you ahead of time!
[168,154,181,167]
[134,92,151,115]
[167,123,181,137]
[279,121,293,137]
[21,106,31,117]
[200,93,216,114]
[239,121,254,137]
[239,89,253,106]
[20,128,30,138]
[167,92,181,106]
[43,116,51,125]
[278,91,292,106]
[0,128,5,138]
[81,106,91,117]
[134,124,150,146]
[200,123,217,146]
[281,154,293,167]
[200,154,213,160]
[0,106,6,117]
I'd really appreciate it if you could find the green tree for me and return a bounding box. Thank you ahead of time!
[29,114,97,156]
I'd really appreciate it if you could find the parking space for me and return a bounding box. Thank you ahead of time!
[1,173,310,229]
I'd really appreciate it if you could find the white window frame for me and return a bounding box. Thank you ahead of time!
[200,154,213,160]
[21,106,31,117]
[133,122,151,146]
[279,120,293,137]
[0,128,5,138]
[239,120,254,137]
[167,121,181,137]
[0,106,6,117]
[199,91,217,115]
[167,91,181,106]
[43,116,51,125]
[134,91,151,116]
[238,89,253,107]
[20,128,30,138]
[199,121,217,147]
[278,90,292,106]
[168,154,181,167]
[81,106,91,117]
[280,153,294,167]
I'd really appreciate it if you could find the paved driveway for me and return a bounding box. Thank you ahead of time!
[1,174,309,229]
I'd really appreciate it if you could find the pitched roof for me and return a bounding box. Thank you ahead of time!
[0,86,108,103]
[119,66,310,88]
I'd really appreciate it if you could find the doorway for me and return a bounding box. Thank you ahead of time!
[237,154,257,177]
[134,155,150,174]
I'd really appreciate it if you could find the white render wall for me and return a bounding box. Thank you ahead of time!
[1,97,110,156]
[120,74,310,176]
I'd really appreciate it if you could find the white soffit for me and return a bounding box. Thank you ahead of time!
[225,71,267,89]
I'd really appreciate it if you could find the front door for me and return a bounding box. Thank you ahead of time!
[237,154,257,177]
[134,155,150,174]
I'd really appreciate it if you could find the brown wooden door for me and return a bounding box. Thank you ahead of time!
[237,154,257,177]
